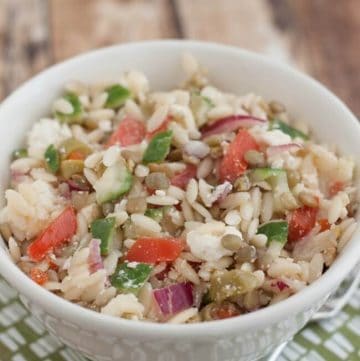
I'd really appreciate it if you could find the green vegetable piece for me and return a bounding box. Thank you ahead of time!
[270,119,309,140]
[249,168,284,183]
[105,84,131,109]
[12,148,28,160]
[143,130,173,164]
[60,159,84,179]
[190,91,214,127]
[94,163,133,204]
[91,217,116,256]
[144,208,164,222]
[59,137,92,159]
[55,93,83,124]
[44,144,60,173]
[210,269,258,303]
[257,220,289,246]
[111,262,152,292]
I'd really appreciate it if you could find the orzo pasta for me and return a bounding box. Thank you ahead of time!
[0,54,358,323]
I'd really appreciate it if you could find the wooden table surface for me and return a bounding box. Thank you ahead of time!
[0,0,359,115]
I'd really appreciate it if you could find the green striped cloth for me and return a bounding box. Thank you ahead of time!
[0,278,358,361]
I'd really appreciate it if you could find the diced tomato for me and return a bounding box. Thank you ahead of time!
[288,206,318,242]
[146,116,171,139]
[126,237,184,263]
[219,129,259,182]
[318,218,331,232]
[27,207,77,262]
[328,181,344,197]
[67,150,86,160]
[212,303,240,320]
[30,268,48,285]
[107,117,145,147]
[170,164,197,189]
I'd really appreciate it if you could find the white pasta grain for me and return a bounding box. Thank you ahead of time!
[251,187,262,219]
[240,202,254,221]
[134,164,149,178]
[167,307,198,324]
[53,98,74,114]
[186,179,198,204]
[137,283,153,316]
[131,213,162,236]
[103,146,121,167]
[146,195,179,206]
[167,185,185,201]
[147,105,169,132]
[219,192,250,209]
[174,258,200,285]
[197,157,213,179]
[84,168,98,186]
[8,237,20,262]
[84,152,103,169]
[88,109,115,121]
[327,196,343,224]
[247,218,259,240]
[261,192,273,222]
[338,221,357,252]
[250,234,268,248]
[191,202,213,220]
[224,210,241,226]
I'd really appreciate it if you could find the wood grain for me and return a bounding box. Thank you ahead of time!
[50,0,179,61]
[175,0,293,63]
[271,0,360,115]
[0,0,51,98]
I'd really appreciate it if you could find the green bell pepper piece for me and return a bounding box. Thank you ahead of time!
[44,144,60,173]
[257,220,289,246]
[111,262,152,292]
[143,130,173,164]
[105,84,131,109]
[91,217,116,256]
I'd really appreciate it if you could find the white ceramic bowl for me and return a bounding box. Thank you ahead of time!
[0,41,359,361]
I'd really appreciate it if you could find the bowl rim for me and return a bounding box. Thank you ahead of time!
[0,39,359,339]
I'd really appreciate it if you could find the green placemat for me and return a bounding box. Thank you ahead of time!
[0,278,358,361]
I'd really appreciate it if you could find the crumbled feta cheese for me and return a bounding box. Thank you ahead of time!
[27,118,72,159]
[249,125,292,146]
[186,223,243,261]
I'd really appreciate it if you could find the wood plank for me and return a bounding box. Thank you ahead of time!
[0,0,51,99]
[275,0,360,116]
[174,0,293,63]
[50,0,179,61]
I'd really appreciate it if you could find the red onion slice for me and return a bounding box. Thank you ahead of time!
[88,239,104,274]
[266,143,302,157]
[201,115,267,138]
[153,282,194,317]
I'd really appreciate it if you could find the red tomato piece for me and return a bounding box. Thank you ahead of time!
[318,218,331,232]
[30,268,49,285]
[107,117,145,147]
[288,206,318,242]
[27,206,77,262]
[328,181,344,197]
[126,237,184,263]
[170,165,197,189]
[219,129,259,182]
[146,116,171,139]
[212,303,240,320]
